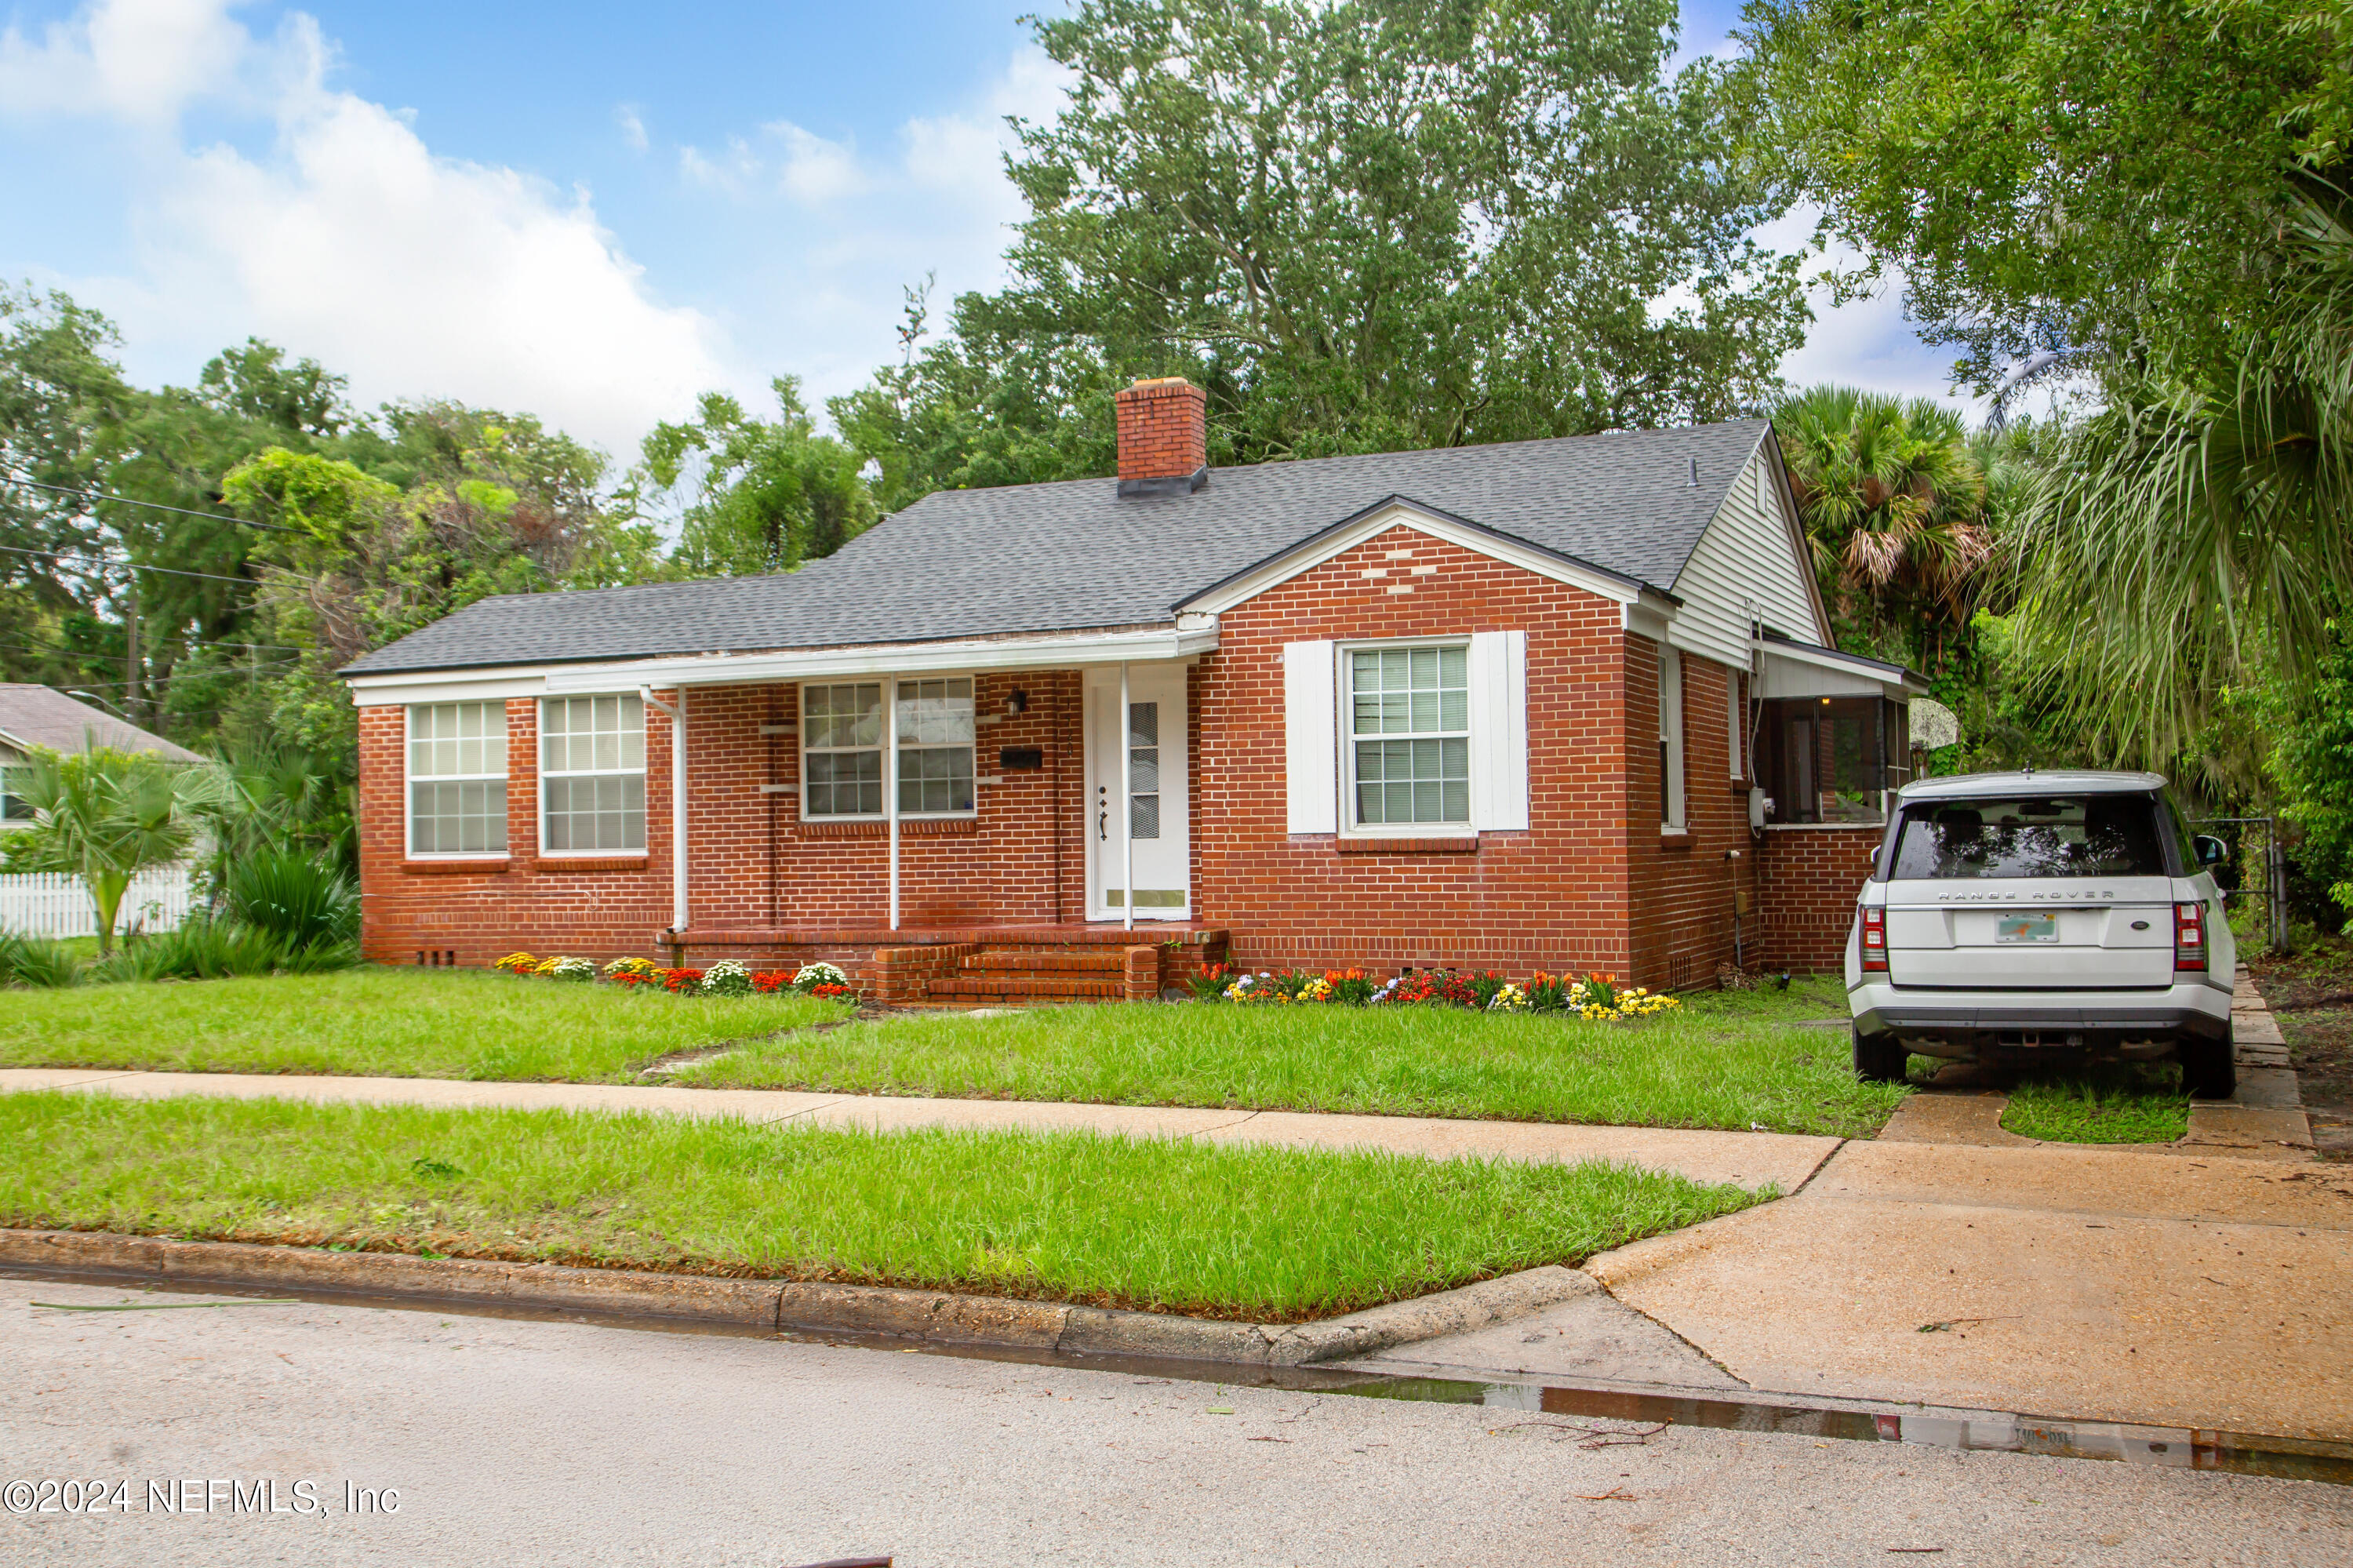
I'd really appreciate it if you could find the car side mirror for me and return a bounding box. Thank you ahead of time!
[2195,835,2228,867]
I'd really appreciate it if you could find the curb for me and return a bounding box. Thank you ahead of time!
[0,1230,1591,1368]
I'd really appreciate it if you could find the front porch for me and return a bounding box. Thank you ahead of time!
[664,921,1231,1006]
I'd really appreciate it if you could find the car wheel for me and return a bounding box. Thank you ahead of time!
[1853,1026,1908,1084]
[2180,1031,2238,1101]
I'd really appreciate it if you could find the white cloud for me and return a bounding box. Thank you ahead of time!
[9,0,724,456]
[668,45,1071,408]
[615,104,648,152]
[0,0,251,126]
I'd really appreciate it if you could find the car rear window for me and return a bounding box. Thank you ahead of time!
[1888,795,2169,879]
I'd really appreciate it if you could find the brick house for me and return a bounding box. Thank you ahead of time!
[340,377,1922,1001]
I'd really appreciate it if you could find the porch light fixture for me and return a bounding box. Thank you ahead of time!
[1007,689,1029,714]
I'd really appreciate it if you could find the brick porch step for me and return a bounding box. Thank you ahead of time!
[958,950,1126,973]
[926,975,1125,1000]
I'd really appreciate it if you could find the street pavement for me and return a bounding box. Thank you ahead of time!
[4,1275,2348,1568]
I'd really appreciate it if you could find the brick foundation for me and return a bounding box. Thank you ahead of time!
[1755,824,1878,972]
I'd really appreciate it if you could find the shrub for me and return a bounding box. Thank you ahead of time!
[223,849,358,951]
[603,956,660,980]
[93,917,290,982]
[0,931,82,988]
[493,952,539,975]
[791,962,850,993]
[750,970,795,994]
[659,967,705,994]
[547,956,597,984]
[700,959,754,997]
[1322,968,1374,1006]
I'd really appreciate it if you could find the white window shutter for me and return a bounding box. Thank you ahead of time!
[1283,640,1338,834]
[1469,630,1529,831]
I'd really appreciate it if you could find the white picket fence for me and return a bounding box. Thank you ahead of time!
[0,865,195,940]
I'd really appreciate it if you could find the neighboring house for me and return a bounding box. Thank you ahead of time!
[0,684,204,830]
[340,377,1922,999]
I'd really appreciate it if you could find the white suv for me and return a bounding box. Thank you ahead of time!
[1846,771,2238,1098]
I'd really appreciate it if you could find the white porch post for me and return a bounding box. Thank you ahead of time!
[645,686,687,936]
[1118,660,1133,933]
[886,678,900,931]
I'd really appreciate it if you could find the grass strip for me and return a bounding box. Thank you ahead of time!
[0,968,846,1082]
[678,976,1901,1137]
[0,1092,1765,1322]
[2000,1068,2191,1144]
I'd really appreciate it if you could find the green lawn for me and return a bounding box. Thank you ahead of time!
[676,973,1900,1137]
[0,968,846,1082]
[2000,1068,2191,1144]
[0,1092,1765,1321]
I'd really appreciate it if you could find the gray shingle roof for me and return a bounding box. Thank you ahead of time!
[0,686,205,762]
[344,419,1771,676]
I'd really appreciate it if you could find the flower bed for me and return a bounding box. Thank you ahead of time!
[486,951,858,1004]
[1190,961,1678,1021]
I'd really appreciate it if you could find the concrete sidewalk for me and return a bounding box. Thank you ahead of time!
[0,1066,1838,1193]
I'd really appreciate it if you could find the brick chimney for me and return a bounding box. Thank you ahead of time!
[1114,376,1208,497]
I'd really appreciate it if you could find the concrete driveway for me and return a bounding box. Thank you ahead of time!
[1580,1140,2353,1439]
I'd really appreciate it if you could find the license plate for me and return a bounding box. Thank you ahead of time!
[1995,911,2059,944]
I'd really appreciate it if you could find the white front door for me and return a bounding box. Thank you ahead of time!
[1086,664,1191,920]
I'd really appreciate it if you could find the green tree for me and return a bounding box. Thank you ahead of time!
[1770,385,1992,672]
[838,0,1809,505]
[643,380,876,575]
[1,744,214,952]
[1732,0,2347,387]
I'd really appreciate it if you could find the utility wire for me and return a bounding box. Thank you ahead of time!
[56,658,300,692]
[0,543,271,587]
[2,470,300,533]
[0,630,304,657]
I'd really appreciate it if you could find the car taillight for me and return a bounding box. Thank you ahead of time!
[2174,900,2207,973]
[1860,905,1888,973]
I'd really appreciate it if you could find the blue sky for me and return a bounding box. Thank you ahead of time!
[0,0,1959,460]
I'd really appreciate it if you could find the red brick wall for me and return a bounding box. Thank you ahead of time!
[1185,523,1752,988]
[356,529,1772,989]
[1113,378,1207,482]
[358,673,1089,970]
[1624,647,1767,991]
[1755,824,1877,971]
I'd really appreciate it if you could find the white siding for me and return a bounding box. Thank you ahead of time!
[1667,438,1826,669]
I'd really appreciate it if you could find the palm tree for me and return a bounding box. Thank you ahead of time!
[1771,384,1994,673]
[2004,171,2353,766]
[3,744,216,952]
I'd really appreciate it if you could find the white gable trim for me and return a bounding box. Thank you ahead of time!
[1178,498,1646,615]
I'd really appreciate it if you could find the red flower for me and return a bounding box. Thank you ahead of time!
[751,971,794,995]
[809,982,854,1000]
[659,967,705,994]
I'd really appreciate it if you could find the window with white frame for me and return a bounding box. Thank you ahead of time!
[1347,644,1470,828]
[896,677,975,815]
[407,701,507,854]
[1659,647,1686,828]
[540,695,646,852]
[1,758,31,825]
[801,682,885,817]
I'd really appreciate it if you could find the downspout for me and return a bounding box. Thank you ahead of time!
[1119,660,1133,933]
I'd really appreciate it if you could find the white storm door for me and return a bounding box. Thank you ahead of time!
[1086,664,1191,920]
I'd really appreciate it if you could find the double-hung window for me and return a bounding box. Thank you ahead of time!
[802,682,886,817]
[895,678,975,815]
[798,678,976,819]
[540,695,646,852]
[407,701,507,855]
[1347,644,1470,829]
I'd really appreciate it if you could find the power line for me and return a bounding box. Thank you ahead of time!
[57,658,300,692]
[0,543,269,587]
[0,630,304,657]
[2,470,300,533]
